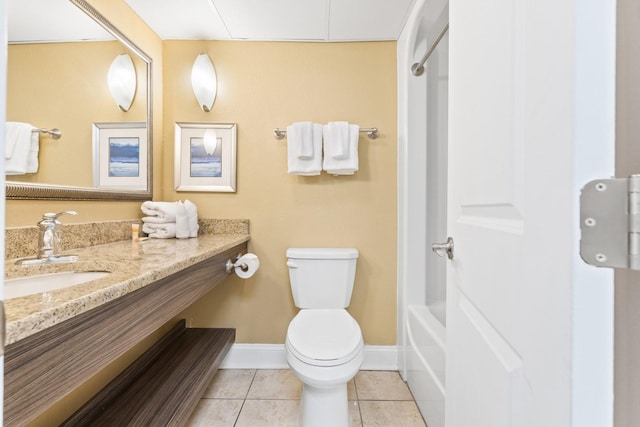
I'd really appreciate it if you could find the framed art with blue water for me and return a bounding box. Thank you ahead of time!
[93,122,147,189]
[174,122,237,192]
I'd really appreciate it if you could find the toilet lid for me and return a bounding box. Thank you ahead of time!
[287,309,363,366]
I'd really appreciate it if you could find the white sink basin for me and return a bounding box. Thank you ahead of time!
[5,271,110,299]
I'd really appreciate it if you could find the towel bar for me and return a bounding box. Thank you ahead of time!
[32,128,62,140]
[273,127,378,140]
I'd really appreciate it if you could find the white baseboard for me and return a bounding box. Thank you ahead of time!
[220,344,398,371]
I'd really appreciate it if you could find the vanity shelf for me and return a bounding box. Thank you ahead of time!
[62,320,234,426]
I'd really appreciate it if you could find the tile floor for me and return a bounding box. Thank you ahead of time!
[187,369,427,427]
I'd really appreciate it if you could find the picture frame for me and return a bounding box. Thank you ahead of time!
[174,122,237,192]
[92,122,148,190]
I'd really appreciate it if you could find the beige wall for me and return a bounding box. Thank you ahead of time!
[165,40,398,345]
[5,0,163,226]
[615,0,640,425]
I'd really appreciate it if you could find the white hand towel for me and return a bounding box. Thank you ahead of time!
[5,122,39,175]
[327,121,350,159]
[287,123,323,176]
[141,216,175,224]
[286,121,314,159]
[142,222,176,239]
[175,201,190,239]
[184,200,199,238]
[141,201,178,221]
[322,124,359,175]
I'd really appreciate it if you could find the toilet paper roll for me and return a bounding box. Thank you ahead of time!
[235,253,260,278]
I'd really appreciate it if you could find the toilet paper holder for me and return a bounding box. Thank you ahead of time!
[225,253,249,273]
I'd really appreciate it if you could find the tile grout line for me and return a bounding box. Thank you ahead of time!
[233,369,257,426]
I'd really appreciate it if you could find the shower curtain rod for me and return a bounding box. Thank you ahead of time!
[411,22,449,77]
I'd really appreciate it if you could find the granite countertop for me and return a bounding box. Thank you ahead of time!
[4,233,250,345]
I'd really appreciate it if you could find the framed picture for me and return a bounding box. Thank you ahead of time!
[93,122,147,189]
[174,122,237,192]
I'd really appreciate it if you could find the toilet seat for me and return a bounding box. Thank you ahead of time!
[287,309,363,367]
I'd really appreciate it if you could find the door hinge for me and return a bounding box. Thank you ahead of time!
[580,175,640,269]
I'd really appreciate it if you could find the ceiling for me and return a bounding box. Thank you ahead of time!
[8,0,114,43]
[124,0,416,41]
[8,0,416,43]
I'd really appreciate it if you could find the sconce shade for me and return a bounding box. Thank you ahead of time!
[108,53,137,112]
[191,53,217,112]
[203,129,218,155]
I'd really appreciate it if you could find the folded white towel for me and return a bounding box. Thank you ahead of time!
[322,124,359,175]
[184,200,199,238]
[327,121,350,159]
[286,121,314,159]
[141,201,178,221]
[6,122,39,175]
[288,123,323,175]
[141,216,174,224]
[175,201,190,239]
[143,222,176,239]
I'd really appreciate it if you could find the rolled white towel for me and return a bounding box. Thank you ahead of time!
[184,200,199,238]
[141,201,178,221]
[142,222,176,239]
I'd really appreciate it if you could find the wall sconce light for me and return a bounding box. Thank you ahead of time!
[203,129,218,155]
[191,53,217,112]
[107,53,137,112]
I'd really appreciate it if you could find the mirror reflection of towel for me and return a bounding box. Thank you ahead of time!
[5,122,39,175]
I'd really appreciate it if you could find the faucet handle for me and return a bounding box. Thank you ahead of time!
[43,211,78,220]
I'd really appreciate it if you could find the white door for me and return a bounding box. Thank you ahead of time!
[445,0,615,426]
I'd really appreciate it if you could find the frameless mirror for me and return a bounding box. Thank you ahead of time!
[5,0,152,200]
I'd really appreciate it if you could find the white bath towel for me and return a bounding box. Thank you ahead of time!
[286,121,314,159]
[287,123,323,176]
[5,122,39,175]
[142,222,176,239]
[322,124,359,175]
[327,121,350,159]
[184,200,199,238]
[140,201,178,221]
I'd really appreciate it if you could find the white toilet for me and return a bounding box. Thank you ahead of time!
[285,248,364,427]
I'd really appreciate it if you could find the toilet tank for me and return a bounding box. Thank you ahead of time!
[287,248,359,309]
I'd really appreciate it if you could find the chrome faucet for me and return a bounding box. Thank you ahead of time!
[38,211,77,259]
[16,211,79,265]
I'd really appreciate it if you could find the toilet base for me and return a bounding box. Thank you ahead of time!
[300,383,349,427]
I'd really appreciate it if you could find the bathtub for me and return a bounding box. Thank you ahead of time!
[406,304,446,427]
[398,0,449,425]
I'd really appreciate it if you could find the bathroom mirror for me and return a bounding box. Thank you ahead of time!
[5,0,153,200]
